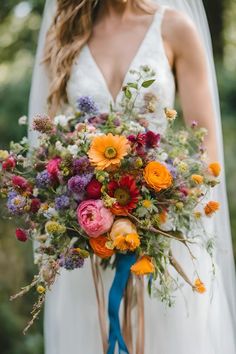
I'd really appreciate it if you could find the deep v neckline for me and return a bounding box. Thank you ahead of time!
[86,10,159,105]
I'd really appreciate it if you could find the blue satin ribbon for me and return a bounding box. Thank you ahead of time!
[107,253,137,354]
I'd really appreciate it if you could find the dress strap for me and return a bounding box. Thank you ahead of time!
[154,5,168,25]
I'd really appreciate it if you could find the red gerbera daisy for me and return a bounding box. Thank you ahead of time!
[108,175,140,215]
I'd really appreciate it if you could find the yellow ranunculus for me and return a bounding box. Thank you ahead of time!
[131,256,155,276]
[194,278,206,294]
[191,174,204,185]
[164,108,177,121]
[144,161,172,192]
[113,233,140,252]
[109,218,137,240]
[208,162,221,177]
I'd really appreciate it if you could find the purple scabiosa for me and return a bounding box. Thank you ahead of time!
[7,193,27,215]
[55,195,70,210]
[59,250,84,270]
[36,170,51,188]
[68,174,93,194]
[33,114,53,133]
[77,96,98,115]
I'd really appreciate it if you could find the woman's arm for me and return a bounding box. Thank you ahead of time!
[162,9,218,162]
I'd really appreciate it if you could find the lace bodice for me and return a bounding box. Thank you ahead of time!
[67,6,175,134]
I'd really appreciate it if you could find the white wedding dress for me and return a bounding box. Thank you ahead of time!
[41,6,236,354]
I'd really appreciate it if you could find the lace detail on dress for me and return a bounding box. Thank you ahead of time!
[66,5,175,135]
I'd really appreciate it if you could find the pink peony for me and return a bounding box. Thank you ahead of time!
[46,157,61,177]
[77,200,114,238]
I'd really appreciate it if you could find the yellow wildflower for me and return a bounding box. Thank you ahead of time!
[0,150,9,160]
[45,221,66,235]
[142,199,152,208]
[37,285,46,294]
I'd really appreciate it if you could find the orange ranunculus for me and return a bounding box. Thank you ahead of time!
[194,278,206,294]
[191,174,204,185]
[204,201,220,217]
[88,133,130,170]
[131,256,155,276]
[109,218,137,240]
[144,161,172,192]
[113,233,140,252]
[89,235,114,259]
[208,162,221,177]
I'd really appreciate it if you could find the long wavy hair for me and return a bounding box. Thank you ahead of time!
[44,0,154,115]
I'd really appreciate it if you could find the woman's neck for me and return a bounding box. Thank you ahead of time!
[97,0,141,21]
[96,0,156,23]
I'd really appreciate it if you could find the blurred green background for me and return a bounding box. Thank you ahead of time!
[0,1,235,353]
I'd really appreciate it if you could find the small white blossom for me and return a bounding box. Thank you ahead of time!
[159,152,168,161]
[54,115,68,127]
[128,121,145,134]
[55,141,64,152]
[18,115,28,125]
[33,188,39,197]
[43,207,58,219]
[20,137,28,145]
[67,144,79,156]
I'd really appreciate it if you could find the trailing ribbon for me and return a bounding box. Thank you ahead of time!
[107,253,137,354]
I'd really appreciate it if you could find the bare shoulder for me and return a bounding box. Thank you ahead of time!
[162,7,203,56]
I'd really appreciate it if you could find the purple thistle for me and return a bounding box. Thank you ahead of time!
[73,157,93,175]
[68,174,93,194]
[7,194,27,215]
[59,251,84,270]
[55,195,70,210]
[77,96,98,115]
[36,170,51,188]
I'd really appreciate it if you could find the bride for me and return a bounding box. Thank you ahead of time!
[28,0,236,353]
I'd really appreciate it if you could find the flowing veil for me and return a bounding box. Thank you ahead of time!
[28,0,236,346]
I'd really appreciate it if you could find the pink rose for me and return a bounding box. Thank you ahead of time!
[46,157,61,177]
[77,200,114,238]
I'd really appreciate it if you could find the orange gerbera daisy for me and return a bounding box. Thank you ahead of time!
[88,133,130,170]
[204,201,220,217]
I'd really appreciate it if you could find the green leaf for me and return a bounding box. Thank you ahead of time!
[127,82,138,89]
[141,79,155,88]
[125,88,132,99]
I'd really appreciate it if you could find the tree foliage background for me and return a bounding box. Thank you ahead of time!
[0,1,235,353]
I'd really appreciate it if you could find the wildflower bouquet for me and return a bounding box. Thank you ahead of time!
[0,67,221,348]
